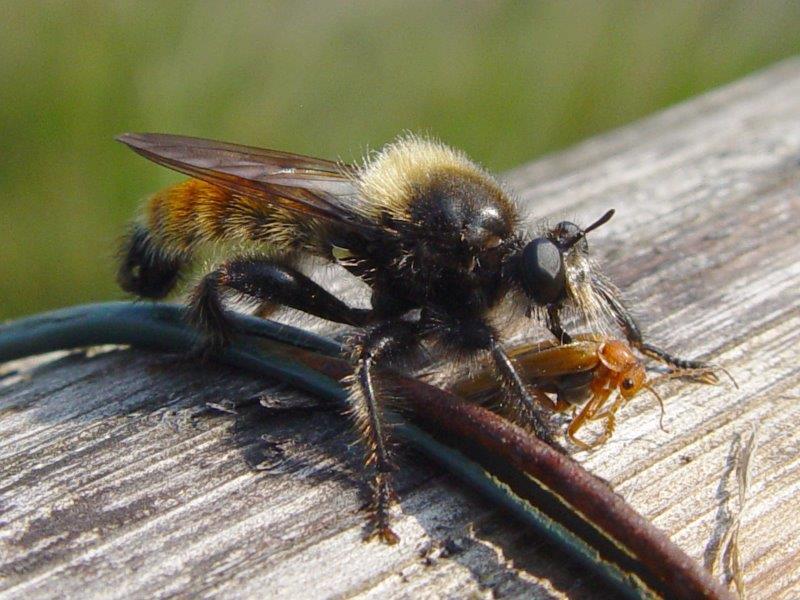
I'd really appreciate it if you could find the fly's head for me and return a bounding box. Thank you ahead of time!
[515,209,615,316]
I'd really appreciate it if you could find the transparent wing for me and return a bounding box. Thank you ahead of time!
[117,133,375,230]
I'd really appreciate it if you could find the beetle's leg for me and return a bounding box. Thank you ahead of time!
[588,392,627,445]
[187,256,373,349]
[349,320,420,545]
[567,367,614,448]
[567,388,614,450]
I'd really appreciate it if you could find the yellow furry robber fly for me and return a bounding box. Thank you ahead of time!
[116,133,705,543]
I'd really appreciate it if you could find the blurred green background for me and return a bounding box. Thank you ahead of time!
[2,1,799,320]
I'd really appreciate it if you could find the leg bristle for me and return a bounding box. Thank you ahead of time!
[186,270,233,352]
[365,472,399,545]
[346,322,418,545]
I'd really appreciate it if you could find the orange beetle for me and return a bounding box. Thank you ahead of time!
[453,337,717,449]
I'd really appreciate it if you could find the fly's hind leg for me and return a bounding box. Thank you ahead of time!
[348,320,420,544]
[187,256,373,351]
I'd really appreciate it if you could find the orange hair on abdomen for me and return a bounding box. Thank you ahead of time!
[118,179,314,298]
[146,179,295,254]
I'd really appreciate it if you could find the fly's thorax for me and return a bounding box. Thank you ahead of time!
[336,135,526,319]
[354,170,517,316]
[356,135,517,228]
[405,171,515,246]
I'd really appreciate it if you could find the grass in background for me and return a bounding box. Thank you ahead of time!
[1,1,799,319]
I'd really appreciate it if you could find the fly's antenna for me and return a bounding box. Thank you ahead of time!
[566,209,615,249]
[583,209,616,235]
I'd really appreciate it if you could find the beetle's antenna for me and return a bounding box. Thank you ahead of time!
[566,209,615,249]
[644,384,667,433]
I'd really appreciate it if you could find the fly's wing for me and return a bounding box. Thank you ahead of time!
[117,133,378,233]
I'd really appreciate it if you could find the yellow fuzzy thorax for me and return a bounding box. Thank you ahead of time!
[356,135,502,220]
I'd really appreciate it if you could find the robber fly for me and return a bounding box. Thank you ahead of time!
[116,133,705,543]
[452,336,719,449]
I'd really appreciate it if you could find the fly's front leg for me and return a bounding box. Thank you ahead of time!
[596,286,708,370]
[349,320,420,545]
[431,313,562,451]
[546,305,573,344]
[637,342,708,371]
[187,256,373,350]
[492,342,562,450]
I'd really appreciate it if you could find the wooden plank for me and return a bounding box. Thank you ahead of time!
[2,57,800,598]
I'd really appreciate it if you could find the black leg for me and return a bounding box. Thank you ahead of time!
[423,311,562,451]
[187,257,373,348]
[637,343,708,370]
[187,268,232,350]
[349,320,420,544]
[546,305,573,344]
[491,342,562,450]
[596,287,707,370]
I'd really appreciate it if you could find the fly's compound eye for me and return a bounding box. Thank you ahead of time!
[520,238,566,305]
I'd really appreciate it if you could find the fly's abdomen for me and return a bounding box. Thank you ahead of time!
[118,179,315,298]
[146,179,304,251]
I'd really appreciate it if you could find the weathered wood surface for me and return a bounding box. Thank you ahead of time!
[2,58,800,599]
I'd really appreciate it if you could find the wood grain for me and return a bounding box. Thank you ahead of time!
[2,58,800,599]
